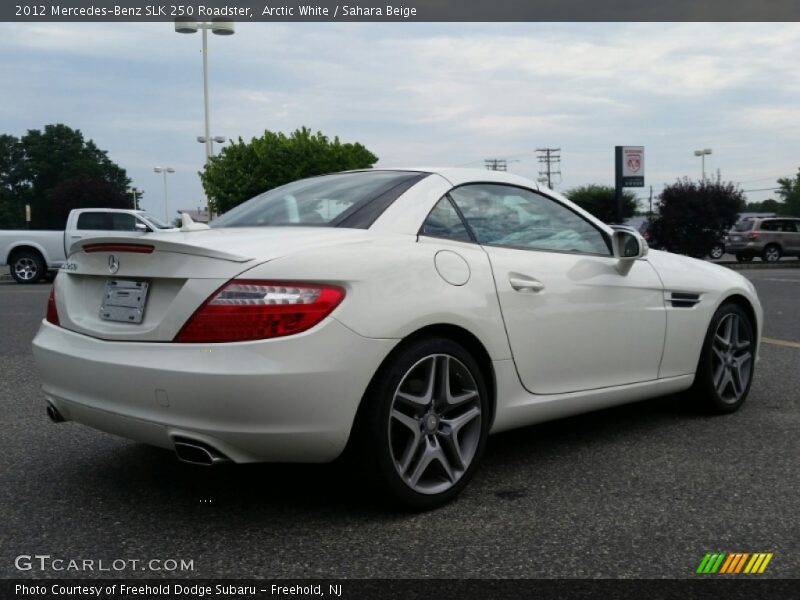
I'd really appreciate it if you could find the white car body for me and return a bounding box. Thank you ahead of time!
[32,168,762,503]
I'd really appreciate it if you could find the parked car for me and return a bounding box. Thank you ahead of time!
[32,168,763,509]
[638,219,726,260]
[725,217,800,262]
[0,209,175,283]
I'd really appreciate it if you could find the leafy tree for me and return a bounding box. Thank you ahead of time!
[743,198,781,214]
[646,178,744,257]
[201,127,378,214]
[0,125,132,229]
[0,134,26,228]
[776,168,800,216]
[564,184,638,223]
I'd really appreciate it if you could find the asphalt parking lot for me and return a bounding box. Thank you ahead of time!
[0,269,798,579]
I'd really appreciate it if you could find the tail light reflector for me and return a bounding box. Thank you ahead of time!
[46,286,60,326]
[174,280,345,343]
[747,231,760,240]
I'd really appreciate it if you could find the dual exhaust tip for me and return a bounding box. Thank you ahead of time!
[173,438,229,467]
[46,404,228,467]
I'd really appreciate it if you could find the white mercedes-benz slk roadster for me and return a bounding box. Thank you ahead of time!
[33,168,763,509]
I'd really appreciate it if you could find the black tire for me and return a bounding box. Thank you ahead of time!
[735,254,753,263]
[691,302,756,414]
[353,337,490,510]
[9,249,45,284]
[709,244,725,260]
[762,244,781,262]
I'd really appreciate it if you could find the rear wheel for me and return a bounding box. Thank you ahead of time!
[355,338,489,510]
[709,244,725,260]
[9,250,45,284]
[762,244,781,262]
[692,303,755,414]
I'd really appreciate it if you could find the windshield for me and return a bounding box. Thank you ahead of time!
[211,171,425,229]
[733,220,755,232]
[139,213,173,229]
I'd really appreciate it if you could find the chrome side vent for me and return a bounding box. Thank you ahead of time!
[667,291,701,308]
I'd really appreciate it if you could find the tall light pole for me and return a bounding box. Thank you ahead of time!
[129,187,142,210]
[175,18,235,217]
[694,148,712,180]
[153,167,175,222]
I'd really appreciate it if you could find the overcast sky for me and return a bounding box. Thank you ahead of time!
[1,22,798,219]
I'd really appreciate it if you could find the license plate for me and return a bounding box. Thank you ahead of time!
[731,235,741,241]
[100,279,149,324]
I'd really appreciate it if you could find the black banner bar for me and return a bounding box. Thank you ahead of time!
[3,579,800,600]
[3,0,800,22]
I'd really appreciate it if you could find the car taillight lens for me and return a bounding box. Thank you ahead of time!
[174,280,345,343]
[747,231,760,240]
[46,286,60,326]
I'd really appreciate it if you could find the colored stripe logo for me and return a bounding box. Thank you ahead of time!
[696,552,773,574]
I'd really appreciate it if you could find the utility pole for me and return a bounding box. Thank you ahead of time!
[648,185,653,219]
[536,148,561,188]
[484,159,508,171]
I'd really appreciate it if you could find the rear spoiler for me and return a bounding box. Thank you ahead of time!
[70,235,253,263]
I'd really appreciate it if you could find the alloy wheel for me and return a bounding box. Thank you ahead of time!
[14,257,38,281]
[388,354,482,495]
[711,313,753,404]
[764,246,781,262]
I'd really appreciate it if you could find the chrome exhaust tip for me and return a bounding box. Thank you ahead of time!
[46,403,65,423]
[173,439,229,467]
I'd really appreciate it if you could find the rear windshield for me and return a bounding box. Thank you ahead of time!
[211,171,427,229]
[733,220,754,232]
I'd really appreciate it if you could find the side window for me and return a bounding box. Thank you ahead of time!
[449,184,610,255]
[420,196,473,242]
[76,212,110,230]
[110,213,138,231]
[761,220,778,232]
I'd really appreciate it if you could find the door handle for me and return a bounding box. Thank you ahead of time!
[509,276,545,292]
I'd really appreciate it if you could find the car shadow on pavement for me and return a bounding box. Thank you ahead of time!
[67,391,718,519]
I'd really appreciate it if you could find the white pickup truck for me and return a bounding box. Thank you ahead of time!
[0,208,175,283]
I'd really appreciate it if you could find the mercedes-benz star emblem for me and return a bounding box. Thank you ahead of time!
[108,254,120,274]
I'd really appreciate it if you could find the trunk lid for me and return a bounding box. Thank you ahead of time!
[55,227,372,341]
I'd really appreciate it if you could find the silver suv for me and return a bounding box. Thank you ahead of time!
[726,217,800,262]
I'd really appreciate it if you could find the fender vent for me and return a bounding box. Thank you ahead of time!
[667,291,701,308]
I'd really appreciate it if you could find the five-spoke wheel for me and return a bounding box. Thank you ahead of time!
[356,338,489,510]
[693,303,755,413]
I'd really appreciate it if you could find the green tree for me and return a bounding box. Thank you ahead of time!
[646,178,744,257]
[743,198,781,214]
[0,134,26,228]
[564,184,638,223]
[776,168,800,216]
[201,127,378,214]
[17,124,130,229]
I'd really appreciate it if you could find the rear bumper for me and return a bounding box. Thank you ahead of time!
[32,319,398,463]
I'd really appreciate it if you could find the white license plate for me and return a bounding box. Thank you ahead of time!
[100,279,149,324]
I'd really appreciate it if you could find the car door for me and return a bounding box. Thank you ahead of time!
[782,219,800,255]
[448,183,667,395]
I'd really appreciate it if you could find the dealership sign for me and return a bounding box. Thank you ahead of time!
[620,146,644,187]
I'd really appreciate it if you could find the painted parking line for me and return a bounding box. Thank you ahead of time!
[762,337,800,349]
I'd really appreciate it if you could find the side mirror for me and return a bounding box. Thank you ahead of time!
[134,222,150,233]
[611,228,648,274]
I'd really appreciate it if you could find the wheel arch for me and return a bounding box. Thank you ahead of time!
[351,322,498,435]
[720,293,759,338]
[7,243,48,265]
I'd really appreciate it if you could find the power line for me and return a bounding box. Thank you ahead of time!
[484,158,508,171]
[536,148,561,188]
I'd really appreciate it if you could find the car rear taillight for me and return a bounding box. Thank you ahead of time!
[83,243,154,254]
[747,231,760,240]
[46,286,60,326]
[174,280,345,343]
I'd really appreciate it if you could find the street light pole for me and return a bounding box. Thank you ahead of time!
[694,148,712,180]
[175,19,235,218]
[153,167,175,222]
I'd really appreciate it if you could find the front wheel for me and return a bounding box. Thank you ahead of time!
[355,338,490,510]
[762,244,781,262]
[692,303,755,414]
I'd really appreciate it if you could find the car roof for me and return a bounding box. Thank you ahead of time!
[353,167,544,190]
